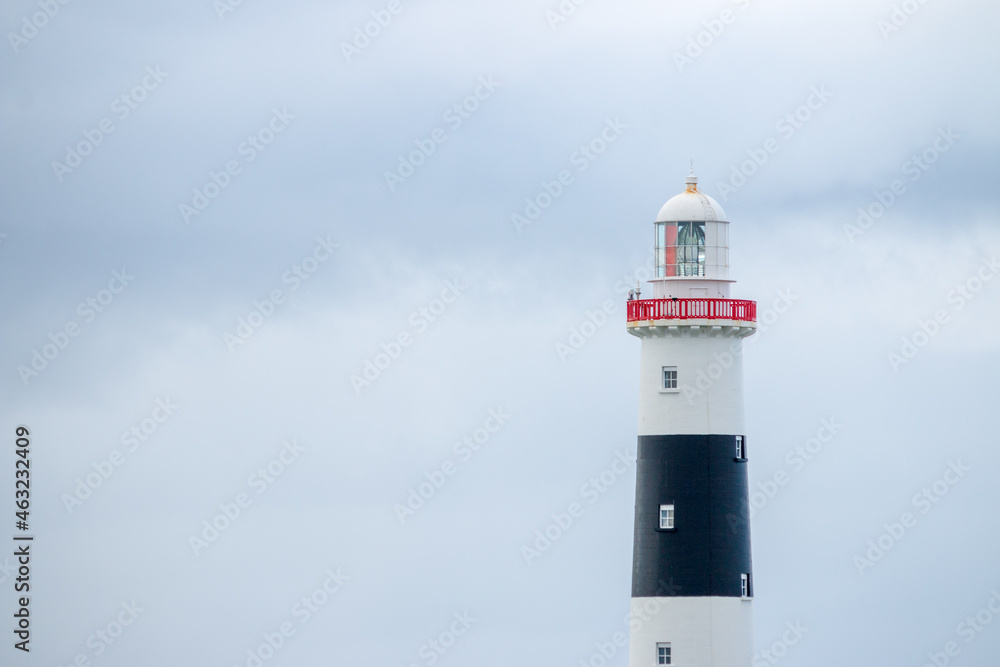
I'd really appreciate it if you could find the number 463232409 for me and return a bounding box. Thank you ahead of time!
[15,425,30,531]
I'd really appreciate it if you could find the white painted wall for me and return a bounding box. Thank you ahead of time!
[637,331,748,437]
[628,596,754,667]
[650,279,732,299]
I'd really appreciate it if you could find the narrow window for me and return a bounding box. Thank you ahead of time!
[657,642,672,665]
[736,436,747,460]
[662,366,678,391]
[659,504,674,530]
[741,573,752,598]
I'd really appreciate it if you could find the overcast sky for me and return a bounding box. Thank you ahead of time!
[2,0,999,665]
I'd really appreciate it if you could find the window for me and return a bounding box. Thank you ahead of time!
[657,643,672,665]
[662,366,678,391]
[656,221,706,277]
[735,436,747,460]
[741,573,752,598]
[659,504,674,530]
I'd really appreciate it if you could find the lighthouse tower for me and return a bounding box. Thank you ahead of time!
[626,172,757,667]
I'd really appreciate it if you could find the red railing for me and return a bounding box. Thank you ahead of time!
[627,298,757,323]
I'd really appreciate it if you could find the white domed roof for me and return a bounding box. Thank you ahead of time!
[655,174,727,222]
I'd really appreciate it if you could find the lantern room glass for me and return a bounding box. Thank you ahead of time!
[656,221,706,277]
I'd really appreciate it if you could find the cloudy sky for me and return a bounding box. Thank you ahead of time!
[2,0,999,665]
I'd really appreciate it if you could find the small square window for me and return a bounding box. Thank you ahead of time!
[741,573,752,598]
[662,366,678,392]
[736,436,747,460]
[659,504,674,530]
[657,642,672,665]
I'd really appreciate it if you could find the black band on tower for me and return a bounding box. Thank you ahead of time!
[631,434,752,598]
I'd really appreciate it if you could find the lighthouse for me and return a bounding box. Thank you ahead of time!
[626,172,757,667]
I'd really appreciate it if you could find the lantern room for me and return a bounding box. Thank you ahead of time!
[651,173,731,299]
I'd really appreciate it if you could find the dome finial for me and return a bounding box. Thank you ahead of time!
[685,160,698,192]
